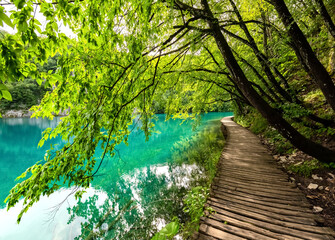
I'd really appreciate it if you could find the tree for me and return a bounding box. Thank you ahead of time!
[314,0,335,39]
[269,0,335,111]
[1,0,334,223]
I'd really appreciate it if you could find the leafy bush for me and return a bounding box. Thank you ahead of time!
[151,220,179,240]
[183,187,209,223]
[150,120,225,239]
[288,159,335,177]
[182,186,214,236]
[235,109,268,134]
[288,159,321,177]
[0,78,50,111]
[170,120,224,182]
[0,55,57,112]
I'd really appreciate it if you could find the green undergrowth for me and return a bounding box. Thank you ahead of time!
[171,120,225,182]
[151,120,225,239]
[288,159,335,177]
[235,109,335,176]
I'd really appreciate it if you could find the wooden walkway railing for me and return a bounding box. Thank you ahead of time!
[193,117,335,240]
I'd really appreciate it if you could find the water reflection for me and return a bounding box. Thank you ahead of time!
[0,163,204,240]
[0,112,232,239]
[0,187,107,240]
[67,163,205,239]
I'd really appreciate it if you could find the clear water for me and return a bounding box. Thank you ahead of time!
[0,112,232,239]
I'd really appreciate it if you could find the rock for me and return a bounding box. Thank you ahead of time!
[307,183,318,189]
[327,178,333,182]
[328,173,335,179]
[325,187,330,191]
[297,183,301,186]
[318,186,324,190]
[289,177,295,182]
[279,156,287,163]
[313,206,323,213]
[312,174,322,180]
[2,109,33,118]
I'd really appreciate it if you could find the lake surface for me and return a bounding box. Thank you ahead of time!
[0,112,232,239]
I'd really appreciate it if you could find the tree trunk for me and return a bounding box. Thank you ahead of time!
[229,0,293,103]
[270,0,335,111]
[314,0,335,39]
[233,50,282,103]
[200,0,335,163]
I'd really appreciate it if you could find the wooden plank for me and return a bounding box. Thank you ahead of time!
[216,177,300,194]
[199,224,246,240]
[209,199,335,237]
[219,163,279,172]
[210,186,312,207]
[195,232,220,240]
[216,175,298,190]
[207,196,320,224]
[208,206,334,240]
[205,214,301,240]
[208,196,316,225]
[210,189,312,213]
[213,179,302,196]
[216,166,285,177]
[195,117,335,240]
[212,184,306,201]
[202,217,277,240]
[216,173,289,184]
[217,170,288,182]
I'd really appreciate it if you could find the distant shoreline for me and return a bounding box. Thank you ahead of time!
[1,109,68,118]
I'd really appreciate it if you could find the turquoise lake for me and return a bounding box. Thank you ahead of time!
[0,112,232,239]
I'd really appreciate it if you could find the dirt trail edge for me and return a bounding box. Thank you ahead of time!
[193,116,335,240]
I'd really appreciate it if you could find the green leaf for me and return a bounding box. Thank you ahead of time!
[14,0,25,9]
[38,139,45,148]
[0,83,8,91]
[151,221,179,240]
[2,90,12,101]
[0,12,14,28]
[15,170,28,181]
[36,78,43,85]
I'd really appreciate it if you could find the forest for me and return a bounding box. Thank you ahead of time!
[0,0,334,237]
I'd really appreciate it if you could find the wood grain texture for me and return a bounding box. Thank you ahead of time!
[194,117,335,240]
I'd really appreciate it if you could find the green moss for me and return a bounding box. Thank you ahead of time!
[288,159,320,177]
[288,159,335,177]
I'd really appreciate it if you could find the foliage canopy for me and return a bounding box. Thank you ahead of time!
[0,0,335,225]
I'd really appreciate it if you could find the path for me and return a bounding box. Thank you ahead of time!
[194,117,335,240]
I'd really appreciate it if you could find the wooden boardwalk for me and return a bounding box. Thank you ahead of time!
[194,117,335,240]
